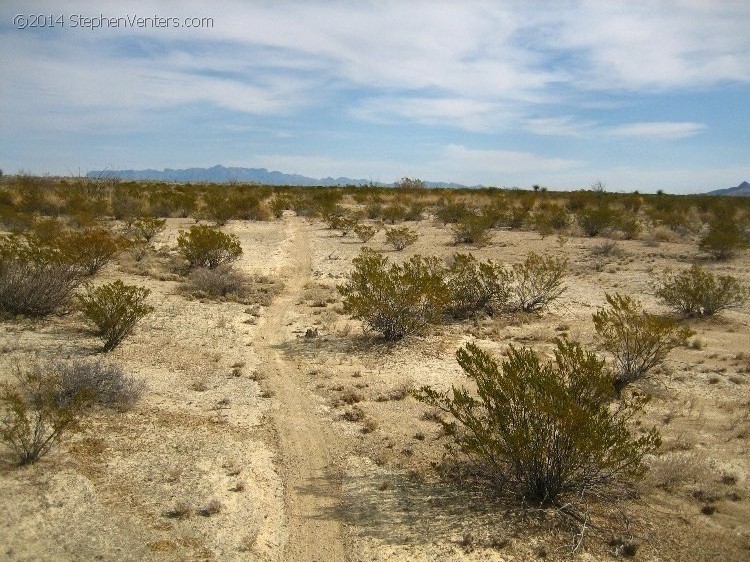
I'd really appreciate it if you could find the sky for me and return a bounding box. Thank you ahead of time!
[1,1,749,193]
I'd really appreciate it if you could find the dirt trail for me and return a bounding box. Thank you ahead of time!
[254,219,347,562]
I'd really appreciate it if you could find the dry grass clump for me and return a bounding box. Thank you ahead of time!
[52,358,145,411]
[197,498,222,517]
[164,500,193,519]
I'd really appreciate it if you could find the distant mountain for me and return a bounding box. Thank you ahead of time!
[86,165,467,188]
[705,181,750,197]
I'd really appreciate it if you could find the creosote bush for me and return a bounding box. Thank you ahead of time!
[415,340,660,505]
[444,253,511,319]
[385,226,418,251]
[451,214,493,246]
[353,223,376,243]
[0,234,83,317]
[699,217,748,260]
[338,248,445,340]
[176,225,242,269]
[512,253,567,312]
[131,217,166,243]
[655,264,748,316]
[57,228,123,276]
[78,280,154,352]
[593,293,693,396]
[1,364,84,465]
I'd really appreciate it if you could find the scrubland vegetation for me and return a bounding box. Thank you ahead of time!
[0,172,748,560]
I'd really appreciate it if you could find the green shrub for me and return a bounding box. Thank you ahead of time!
[593,293,693,396]
[0,235,82,317]
[415,339,660,505]
[78,280,154,352]
[451,214,493,246]
[533,205,569,238]
[655,264,748,316]
[577,206,614,237]
[338,249,446,340]
[326,214,357,236]
[1,365,84,465]
[435,201,470,225]
[131,218,166,242]
[512,253,567,312]
[699,218,747,260]
[176,225,242,269]
[382,204,408,224]
[57,228,123,276]
[354,224,376,243]
[444,253,511,319]
[385,226,418,251]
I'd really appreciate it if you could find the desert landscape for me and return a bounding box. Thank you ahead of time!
[0,178,748,561]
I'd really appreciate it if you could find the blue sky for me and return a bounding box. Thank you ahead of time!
[1,1,749,193]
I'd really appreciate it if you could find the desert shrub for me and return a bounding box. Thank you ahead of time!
[655,264,748,316]
[403,202,425,221]
[202,192,234,225]
[436,201,470,224]
[327,214,357,236]
[111,191,144,224]
[382,204,407,224]
[577,206,614,237]
[131,218,166,242]
[365,202,383,220]
[590,240,625,259]
[52,358,144,410]
[616,216,642,240]
[394,177,426,189]
[269,195,289,219]
[533,205,569,238]
[451,214,493,246]
[338,248,446,340]
[593,293,693,396]
[0,235,82,317]
[444,253,511,319]
[354,224,376,243]
[505,206,531,230]
[57,228,123,275]
[512,253,567,312]
[699,217,747,260]
[176,225,242,269]
[0,364,84,465]
[78,280,154,352]
[415,339,660,505]
[385,226,418,251]
[231,193,270,221]
[187,264,248,301]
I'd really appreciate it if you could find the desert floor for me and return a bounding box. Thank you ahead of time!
[1,214,749,561]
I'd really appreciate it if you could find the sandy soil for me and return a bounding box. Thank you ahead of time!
[1,213,749,561]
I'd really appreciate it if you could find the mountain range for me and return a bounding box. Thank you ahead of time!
[704,181,750,197]
[86,165,466,188]
[87,166,748,195]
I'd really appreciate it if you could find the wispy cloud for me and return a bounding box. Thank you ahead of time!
[608,121,708,140]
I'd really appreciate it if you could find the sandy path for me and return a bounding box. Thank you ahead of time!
[254,218,347,562]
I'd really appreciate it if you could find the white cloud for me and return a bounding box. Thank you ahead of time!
[523,116,595,137]
[351,97,520,132]
[440,144,583,173]
[608,121,707,140]
[540,1,750,91]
